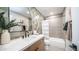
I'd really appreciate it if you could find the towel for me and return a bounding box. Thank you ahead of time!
[63,22,68,31]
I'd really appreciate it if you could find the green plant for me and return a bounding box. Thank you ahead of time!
[0,12,18,31]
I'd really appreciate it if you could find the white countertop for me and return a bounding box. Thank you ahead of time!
[0,34,44,51]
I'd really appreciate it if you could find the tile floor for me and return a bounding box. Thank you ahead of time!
[44,37,73,51]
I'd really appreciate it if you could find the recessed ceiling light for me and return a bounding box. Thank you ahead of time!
[10,15,13,18]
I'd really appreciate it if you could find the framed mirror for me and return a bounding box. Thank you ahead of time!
[9,7,32,39]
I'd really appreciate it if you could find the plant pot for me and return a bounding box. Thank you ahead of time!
[1,30,10,44]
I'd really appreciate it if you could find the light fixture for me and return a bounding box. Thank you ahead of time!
[26,11,30,14]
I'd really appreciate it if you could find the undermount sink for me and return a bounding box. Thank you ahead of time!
[25,35,38,40]
[29,35,38,38]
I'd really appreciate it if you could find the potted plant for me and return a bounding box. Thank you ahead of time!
[0,12,18,44]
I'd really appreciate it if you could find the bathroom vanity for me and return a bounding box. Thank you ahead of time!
[0,35,45,51]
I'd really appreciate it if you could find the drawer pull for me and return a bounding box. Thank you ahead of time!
[35,48,39,51]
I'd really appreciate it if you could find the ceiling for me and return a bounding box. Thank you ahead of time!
[10,7,65,18]
[36,7,65,17]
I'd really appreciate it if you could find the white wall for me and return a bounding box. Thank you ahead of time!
[71,7,79,50]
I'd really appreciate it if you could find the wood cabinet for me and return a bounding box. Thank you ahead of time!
[22,39,45,51]
[0,35,44,51]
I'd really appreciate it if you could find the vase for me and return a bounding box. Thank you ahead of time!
[33,30,38,35]
[1,30,10,44]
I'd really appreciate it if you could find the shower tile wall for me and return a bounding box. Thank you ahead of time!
[48,16,65,39]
